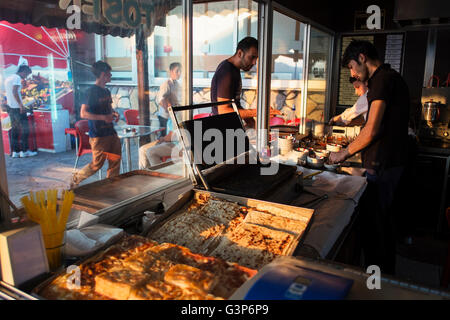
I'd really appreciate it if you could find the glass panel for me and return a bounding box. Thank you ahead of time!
[305,27,332,124]
[0,2,185,208]
[192,0,259,116]
[103,35,135,81]
[270,11,307,125]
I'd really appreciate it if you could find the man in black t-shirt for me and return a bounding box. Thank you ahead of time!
[211,37,280,128]
[70,61,121,188]
[329,40,410,275]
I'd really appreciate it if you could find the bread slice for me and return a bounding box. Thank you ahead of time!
[164,264,217,293]
[128,280,183,300]
[94,268,149,300]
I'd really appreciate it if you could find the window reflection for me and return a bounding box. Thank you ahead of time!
[306,27,332,123]
[270,11,307,125]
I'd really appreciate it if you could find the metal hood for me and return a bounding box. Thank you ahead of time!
[394,0,450,27]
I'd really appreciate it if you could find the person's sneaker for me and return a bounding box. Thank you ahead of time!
[24,150,37,157]
[12,152,20,158]
[19,151,27,158]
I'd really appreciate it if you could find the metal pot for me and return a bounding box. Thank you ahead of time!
[422,100,442,122]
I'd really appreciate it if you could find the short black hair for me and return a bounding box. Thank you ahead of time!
[169,62,181,71]
[236,36,258,54]
[342,40,379,68]
[92,61,112,78]
[17,65,32,74]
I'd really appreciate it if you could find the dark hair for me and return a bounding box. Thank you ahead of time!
[92,61,112,78]
[169,62,181,71]
[342,40,379,67]
[17,65,32,74]
[236,36,258,54]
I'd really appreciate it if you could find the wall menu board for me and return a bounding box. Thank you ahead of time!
[384,34,404,73]
[338,36,374,106]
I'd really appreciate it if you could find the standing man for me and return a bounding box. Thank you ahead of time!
[157,62,181,137]
[211,36,280,128]
[329,40,410,275]
[329,77,368,127]
[70,61,121,188]
[5,65,37,158]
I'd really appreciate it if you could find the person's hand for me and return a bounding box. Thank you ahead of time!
[270,108,282,116]
[328,115,340,125]
[329,148,350,164]
[112,111,120,123]
[103,114,114,123]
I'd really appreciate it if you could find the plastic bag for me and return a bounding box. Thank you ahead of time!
[1,114,11,130]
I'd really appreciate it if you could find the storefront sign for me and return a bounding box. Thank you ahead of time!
[61,0,153,29]
[94,0,152,28]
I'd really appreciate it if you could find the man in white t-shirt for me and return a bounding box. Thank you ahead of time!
[329,77,368,126]
[5,65,37,158]
[157,62,181,137]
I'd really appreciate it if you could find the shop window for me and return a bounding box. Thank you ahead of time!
[191,0,259,115]
[95,35,137,83]
[305,27,332,123]
[0,2,186,211]
[270,11,308,124]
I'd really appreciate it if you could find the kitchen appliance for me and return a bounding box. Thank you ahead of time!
[168,101,298,200]
[330,125,361,141]
[419,88,450,143]
[422,99,444,123]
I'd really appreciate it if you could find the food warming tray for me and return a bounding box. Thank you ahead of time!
[168,101,298,200]
[145,189,315,259]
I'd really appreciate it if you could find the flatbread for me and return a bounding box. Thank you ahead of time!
[210,223,295,269]
[149,213,225,254]
[244,210,308,236]
[210,237,276,270]
[252,204,313,223]
[197,199,243,225]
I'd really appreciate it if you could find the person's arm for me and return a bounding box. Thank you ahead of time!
[217,97,281,119]
[12,85,24,113]
[157,81,171,110]
[80,104,114,123]
[329,114,345,126]
[158,131,174,143]
[329,99,386,163]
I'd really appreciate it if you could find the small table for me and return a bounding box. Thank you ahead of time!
[115,125,161,172]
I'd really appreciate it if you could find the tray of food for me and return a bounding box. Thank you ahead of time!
[32,234,256,300]
[145,190,315,270]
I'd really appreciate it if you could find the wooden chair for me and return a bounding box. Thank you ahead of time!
[72,120,103,179]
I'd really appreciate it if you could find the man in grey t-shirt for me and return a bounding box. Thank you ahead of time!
[157,62,181,137]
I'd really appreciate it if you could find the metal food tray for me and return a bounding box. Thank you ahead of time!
[30,232,257,300]
[145,189,315,261]
[30,232,131,300]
